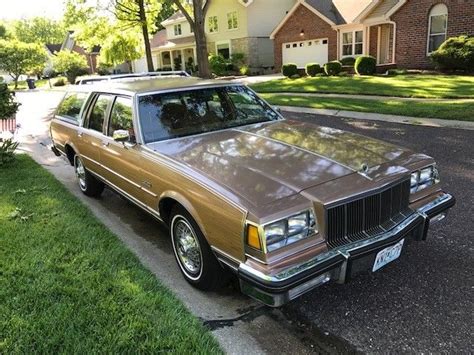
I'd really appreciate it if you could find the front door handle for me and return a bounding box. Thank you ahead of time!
[102,141,109,147]
[77,132,83,138]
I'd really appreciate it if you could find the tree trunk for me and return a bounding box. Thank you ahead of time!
[193,2,211,78]
[127,60,133,73]
[137,0,154,72]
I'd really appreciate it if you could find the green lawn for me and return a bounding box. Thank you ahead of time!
[8,77,67,90]
[251,75,474,99]
[0,155,222,354]
[261,94,474,121]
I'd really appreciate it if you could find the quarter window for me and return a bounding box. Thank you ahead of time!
[227,11,238,30]
[108,97,134,136]
[88,94,111,133]
[57,92,88,123]
[428,4,448,53]
[208,16,218,33]
[174,24,182,36]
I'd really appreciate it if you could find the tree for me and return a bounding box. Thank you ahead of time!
[0,24,6,39]
[110,0,160,72]
[12,17,66,44]
[52,50,89,84]
[100,33,143,72]
[0,39,47,89]
[171,0,212,78]
[154,1,175,31]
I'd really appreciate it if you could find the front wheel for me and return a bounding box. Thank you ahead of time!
[170,206,226,290]
[74,155,104,197]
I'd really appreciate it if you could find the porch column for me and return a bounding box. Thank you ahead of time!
[180,49,185,70]
[170,51,175,70]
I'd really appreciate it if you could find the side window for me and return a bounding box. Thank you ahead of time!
[108,97,134,136]
[88,94,111,132]
[56,92,88,123]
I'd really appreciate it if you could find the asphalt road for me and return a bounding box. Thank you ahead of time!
[283,111,474,353]
[13,91,473,353]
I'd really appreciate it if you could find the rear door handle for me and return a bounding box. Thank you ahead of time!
[102,141,109,147]
[77,132,83,138]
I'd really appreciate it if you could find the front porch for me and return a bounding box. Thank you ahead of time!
[155,47,196,72]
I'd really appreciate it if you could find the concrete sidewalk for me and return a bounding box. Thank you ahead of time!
[278,105,474,131]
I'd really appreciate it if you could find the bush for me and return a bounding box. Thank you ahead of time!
[430,35,474,72]
[208,54,227,76]
[290,74,300,79]
[0,83,19,119]
[340,57,356,66]
[282,63,298,77]
[52,50,89,84]
[53,78,66,86]
[239,65,250,76]
[355,55,377,75]
[387,68,408,76]
[0,139,19,166]
[323,61,342,76]
[305,63,321,77]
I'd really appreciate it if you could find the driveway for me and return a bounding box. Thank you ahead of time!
[14,91,473,353]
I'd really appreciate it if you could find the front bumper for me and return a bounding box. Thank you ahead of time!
[238,192,455,307]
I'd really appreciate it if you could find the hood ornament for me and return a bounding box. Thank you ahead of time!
[360,163,369,173]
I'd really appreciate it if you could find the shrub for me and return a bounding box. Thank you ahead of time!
[53,78,66,86]
[430,35,474,72]
[208,54,227,76]
[52,50,89,84]
[239,65,250,76]
[323,61,342,76]
[282,63,298,77]
[340,57,356,66]
[0,83,20,119]
[290,74,300,79]
[387,68,408,76]
[355,55,377,75]
[0,139,19,166]
[230,52,246,68]
[305,63,321,77]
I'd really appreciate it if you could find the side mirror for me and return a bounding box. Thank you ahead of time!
[113,129,130,142]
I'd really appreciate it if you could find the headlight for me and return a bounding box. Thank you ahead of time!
[263,209,317,252]
[410,165,440,194]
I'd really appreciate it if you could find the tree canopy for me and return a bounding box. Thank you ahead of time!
[100,33,143,72]
[52,50,89,84]
[11,17,66,44]
[0,39,47,89]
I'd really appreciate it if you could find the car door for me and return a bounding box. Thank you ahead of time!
[100,95,145,201]
[76,93,113,178]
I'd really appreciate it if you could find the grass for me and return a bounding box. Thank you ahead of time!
[251,75,474,99]
[8,77,67,91]
[261,94,474,121]
[0,155,222,354]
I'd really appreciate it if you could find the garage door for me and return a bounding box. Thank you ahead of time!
[282,39,328,68]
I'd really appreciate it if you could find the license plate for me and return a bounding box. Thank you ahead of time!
[372,239,404,272]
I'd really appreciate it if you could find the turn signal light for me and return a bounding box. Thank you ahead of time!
[247,225,261,250]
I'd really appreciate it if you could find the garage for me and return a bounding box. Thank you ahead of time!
[282,39,328,68]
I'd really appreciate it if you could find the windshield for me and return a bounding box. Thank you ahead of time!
[138,85,280,143]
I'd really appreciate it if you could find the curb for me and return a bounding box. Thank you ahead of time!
[278,105,474,131]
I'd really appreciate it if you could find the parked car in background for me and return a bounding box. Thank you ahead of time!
[49,77,455,306]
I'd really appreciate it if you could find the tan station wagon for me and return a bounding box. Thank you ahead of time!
[50,77,455,306]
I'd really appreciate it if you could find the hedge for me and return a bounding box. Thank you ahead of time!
[305,63,321,77]
[282,63,298,78]
[323,61,342,76]
[355,55,377,75]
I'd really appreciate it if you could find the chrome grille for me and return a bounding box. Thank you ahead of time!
[326,179,411,248]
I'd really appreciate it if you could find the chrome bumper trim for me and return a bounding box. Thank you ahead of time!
[238,192,454,307]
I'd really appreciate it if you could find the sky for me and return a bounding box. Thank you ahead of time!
[0,0,66,20]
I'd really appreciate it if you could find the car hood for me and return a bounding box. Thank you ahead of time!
[147,120,413,207]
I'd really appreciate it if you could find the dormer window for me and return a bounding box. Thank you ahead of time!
[174,24,182,36]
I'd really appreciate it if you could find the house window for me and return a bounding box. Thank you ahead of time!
[428,4,448,53]
[227,11,238,30]
[216,42,230,59]
[208,16,218,33]
[342,30,363,56]
[174,24,182,36]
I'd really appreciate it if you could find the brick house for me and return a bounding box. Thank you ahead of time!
[61,31,101,74]
[271,0,474,70]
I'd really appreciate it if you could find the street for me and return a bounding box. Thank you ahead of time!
[14,90,474,353]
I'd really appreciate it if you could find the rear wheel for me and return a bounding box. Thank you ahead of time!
[170,206,226,290]
[74,155,104,197]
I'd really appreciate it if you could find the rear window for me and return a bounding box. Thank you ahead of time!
[57,92,88,123]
